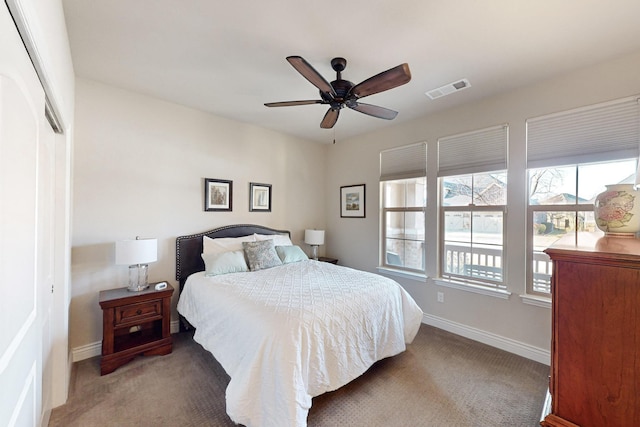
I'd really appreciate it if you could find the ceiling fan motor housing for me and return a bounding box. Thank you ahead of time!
[321,79,354,109]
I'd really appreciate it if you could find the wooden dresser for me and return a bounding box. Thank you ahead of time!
[541,235,640,426]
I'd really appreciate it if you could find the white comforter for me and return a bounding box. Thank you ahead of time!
[177,260,423,427]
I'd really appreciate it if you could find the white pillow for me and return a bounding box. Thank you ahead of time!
[254,233,293,247]
[202,250,249,276]
[203,235,256,256]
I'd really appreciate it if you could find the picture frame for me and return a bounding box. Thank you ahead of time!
[340,184,365,218]
[204,178,232,211]
[249,182,272,212]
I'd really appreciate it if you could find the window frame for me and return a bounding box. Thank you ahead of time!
[525,160,636,297]
[380,178,427,274]
[438,172,508,291]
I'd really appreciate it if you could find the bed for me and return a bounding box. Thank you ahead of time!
[176,224,423,427]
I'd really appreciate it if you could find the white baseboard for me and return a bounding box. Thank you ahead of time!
[72,320,182,362]
[72,341,101,362]
[422,313,550,366]
[72,317,549,366]
[170,319,180,334]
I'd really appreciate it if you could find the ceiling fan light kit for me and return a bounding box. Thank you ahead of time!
[265,56,411,129]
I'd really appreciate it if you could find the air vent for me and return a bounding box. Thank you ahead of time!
[425,79,471,100]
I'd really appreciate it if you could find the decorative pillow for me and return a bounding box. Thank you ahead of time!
[203,235,255,255]
[276,245,309,264]
[201,250,249,276]
[243,239,283,271]
[254,233,293,247]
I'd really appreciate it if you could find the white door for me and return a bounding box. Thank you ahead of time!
[0,2,52,426]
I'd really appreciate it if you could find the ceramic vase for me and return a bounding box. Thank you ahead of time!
[594,183,640,236]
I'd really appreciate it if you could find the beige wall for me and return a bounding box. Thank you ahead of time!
[325,50,640,359]
[70,79,327,349]
[71,50,640,362]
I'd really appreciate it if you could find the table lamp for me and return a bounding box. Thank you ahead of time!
[116,237,158,291]
[304,229,325,261]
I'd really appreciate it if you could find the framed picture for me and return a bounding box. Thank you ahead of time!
[249,182,272,212]
[204,178,232,211]
[340,184,365,218]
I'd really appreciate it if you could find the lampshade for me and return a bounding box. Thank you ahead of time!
[304,229,325,246]
[116,238,157,292]
[115,238,157,265]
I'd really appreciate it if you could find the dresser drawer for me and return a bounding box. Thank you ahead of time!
[115,299,162,326]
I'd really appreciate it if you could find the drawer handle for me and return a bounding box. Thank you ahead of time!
[136,309,142,315]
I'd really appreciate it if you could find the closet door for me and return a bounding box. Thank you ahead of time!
[0,3,49,426]
[38,107,56,422]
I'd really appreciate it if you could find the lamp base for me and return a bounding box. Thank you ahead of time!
[127,264,149,292]
[311,245,318,261]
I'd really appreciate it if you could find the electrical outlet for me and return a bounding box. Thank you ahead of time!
[437,291,444,303]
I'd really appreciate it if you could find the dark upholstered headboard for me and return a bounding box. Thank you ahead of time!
[175,224,290,291]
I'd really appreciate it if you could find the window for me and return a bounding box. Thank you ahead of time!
[382,177,426,271]
[441,172,507,289]
[527,160,637,295]
[380,143,427,274]
[526,96,640,296]
[438,125,508,291]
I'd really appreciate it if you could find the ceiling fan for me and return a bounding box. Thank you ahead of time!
[265,56,411,129]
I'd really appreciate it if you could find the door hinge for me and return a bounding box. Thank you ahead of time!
[51,284,54,294]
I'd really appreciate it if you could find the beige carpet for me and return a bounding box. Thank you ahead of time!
[49,325,548,426]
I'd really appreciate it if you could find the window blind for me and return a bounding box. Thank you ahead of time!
[380,142,427,181]
[438,124,508,177]
[527,96,640,168]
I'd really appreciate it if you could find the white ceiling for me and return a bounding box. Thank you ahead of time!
[62,0,640,144]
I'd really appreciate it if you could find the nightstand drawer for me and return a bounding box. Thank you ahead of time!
[115,300,162,326]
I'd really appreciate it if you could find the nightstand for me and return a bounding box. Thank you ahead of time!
[99,282,174,375]
[318,256,338,264]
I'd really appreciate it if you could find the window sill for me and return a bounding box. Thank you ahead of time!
[520,294,551,309]
[433,278,511,300]
[377,267,427,283]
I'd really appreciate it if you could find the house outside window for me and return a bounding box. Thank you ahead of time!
[380,142,427,274]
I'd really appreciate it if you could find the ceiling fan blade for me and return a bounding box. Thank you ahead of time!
[287,56,337,97]
[264,100,324,107]
[320,108,339,129]
[349,63,411,98]
[348,102,398,120]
